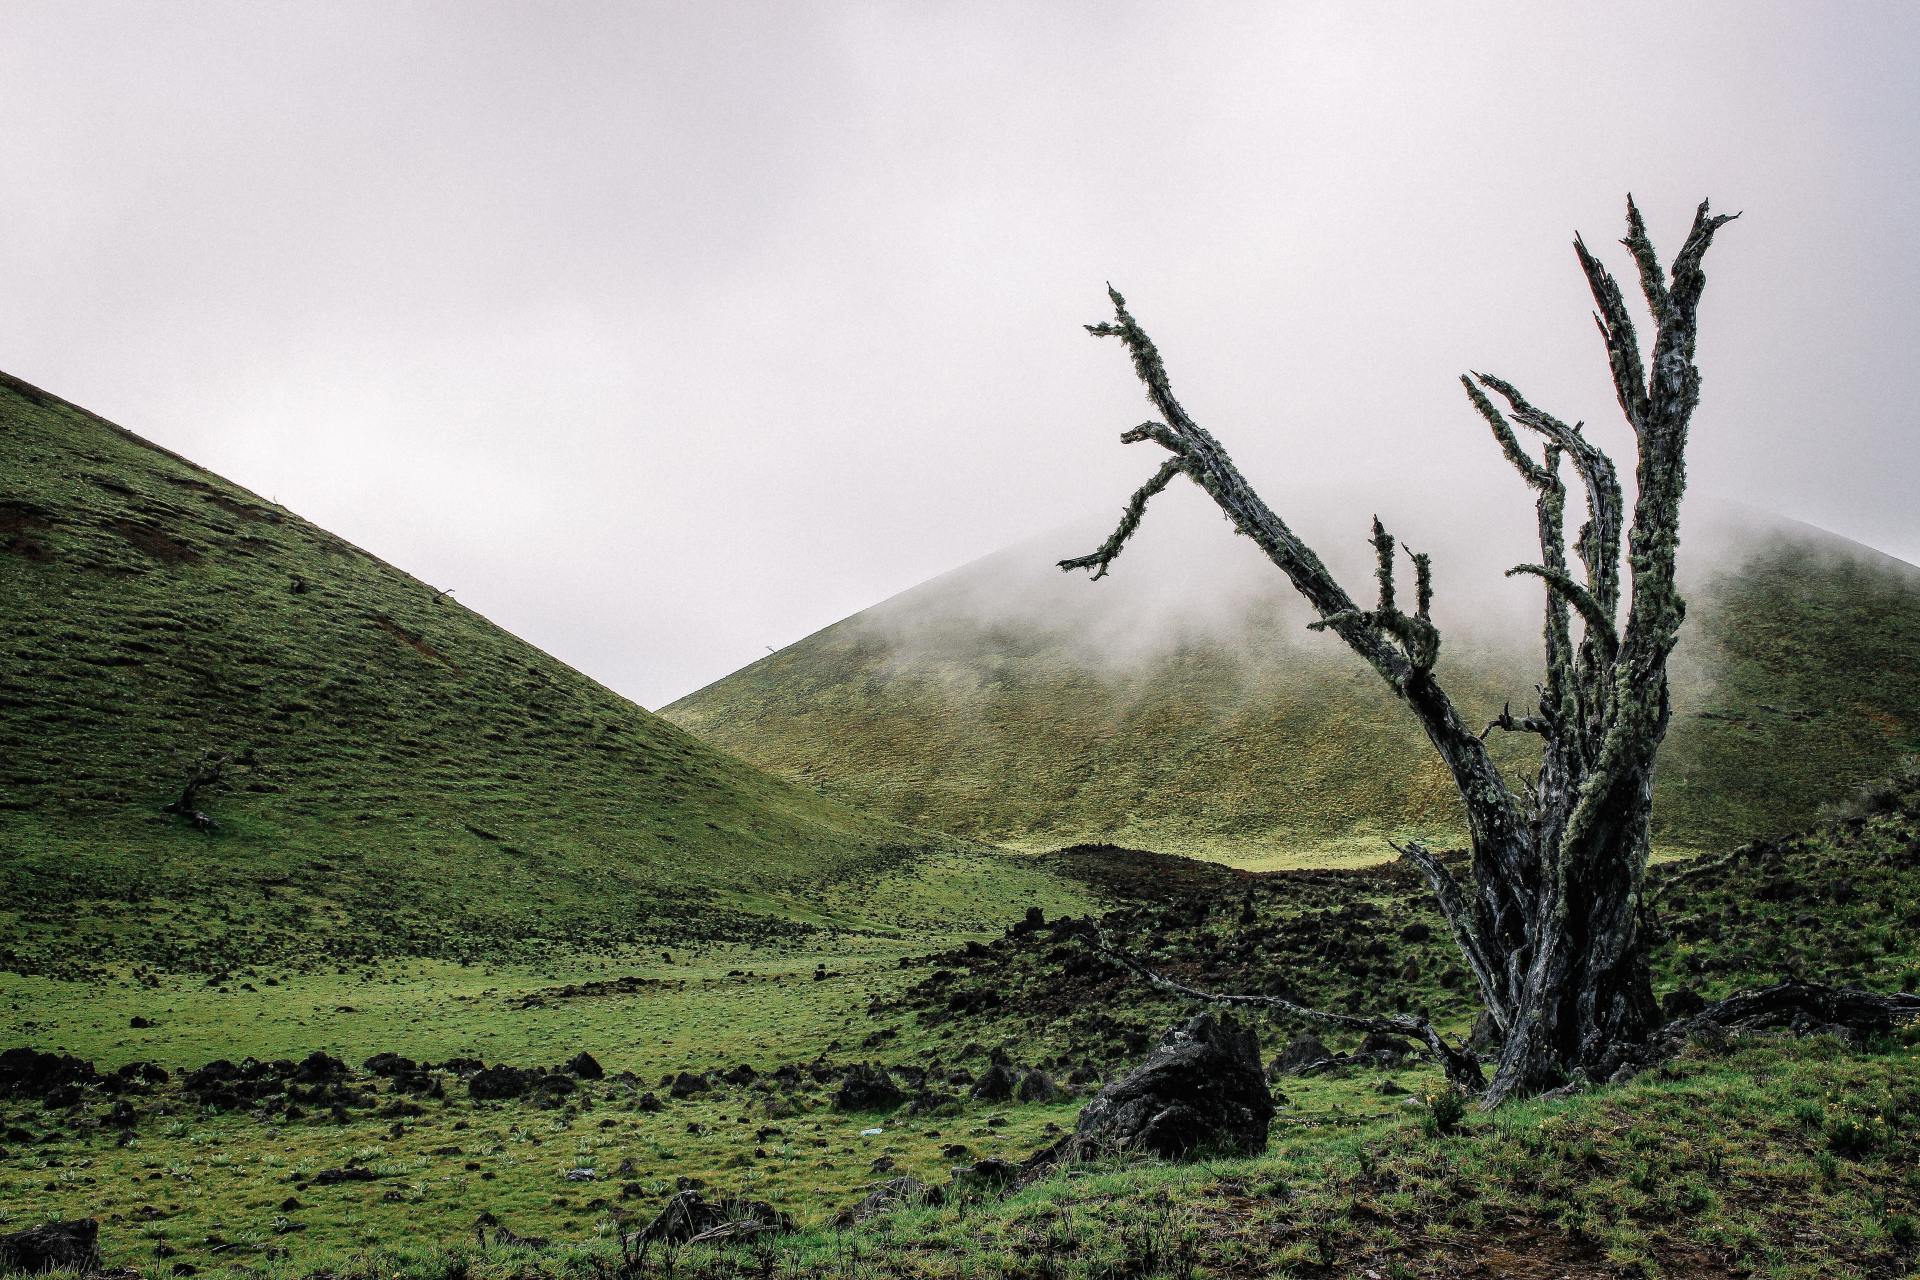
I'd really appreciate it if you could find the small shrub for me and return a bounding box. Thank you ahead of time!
[1423,1089,1468,1137]
[1826,1110,1884,1158]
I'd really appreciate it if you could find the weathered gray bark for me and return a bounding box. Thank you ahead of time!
[1061,198,1739,1104]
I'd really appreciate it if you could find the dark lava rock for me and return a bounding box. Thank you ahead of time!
[530,1074,577,1108]
[1269,1033,1332,1078]
[1071,1014,1272,1160]
[312,1166,378,1185]
[1468,1010,1503,1055]
[1359,1032,1414,1061]
[468,1065,537,1101]
[969,1062,1018,1103]
[1662,987,1708,1020]
[0,1218,100,1273]
[362,1054,415,1078]
[293,1053,348,1083]
[629,1189,792,1246]
[636,1092,663,1113]
[563,1052,604,1080]
[667,1071,710,1099]
[1399,921,1433,943]
[108,1061,169,1090]
[0,1048,97,1101]
[834,1176,940,1226]
[833,1063,905,1112]
[1015,1069,1060,1103]
[949,1158,1019,1190]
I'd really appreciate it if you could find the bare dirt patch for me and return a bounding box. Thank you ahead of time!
[370,614,459,671]
[105,517,200,565]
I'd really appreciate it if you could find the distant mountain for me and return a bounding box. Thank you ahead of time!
[664,494,1920,865]
[0,372,976,977]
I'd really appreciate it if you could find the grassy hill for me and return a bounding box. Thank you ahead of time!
[664,505,1920,864]
[0,371,1075,980]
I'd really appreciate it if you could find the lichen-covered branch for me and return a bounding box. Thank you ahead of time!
[1058,455,1188,580]
[1079,924,1485,1090]
[1472,373,1623,616]
[1505,563,1619,659]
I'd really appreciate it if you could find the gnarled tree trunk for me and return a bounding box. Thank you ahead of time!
[1061,198,1737,1103]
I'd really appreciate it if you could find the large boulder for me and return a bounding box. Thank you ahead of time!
[0,1219,100,1273]
[1071,1014,1272,1160]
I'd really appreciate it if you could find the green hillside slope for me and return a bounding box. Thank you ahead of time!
[0,372,999,977]
[664,513,1920,864]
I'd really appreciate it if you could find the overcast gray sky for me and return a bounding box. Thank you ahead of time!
[4,2,1916,709]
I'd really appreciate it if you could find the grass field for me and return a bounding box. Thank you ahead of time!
[5,776,1919,1278]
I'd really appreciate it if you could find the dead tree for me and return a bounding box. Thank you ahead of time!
[1061,198,1744,1103]
[162,752,226,832]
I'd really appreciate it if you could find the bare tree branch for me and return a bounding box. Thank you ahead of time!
[1505,564,1619,659]
[1482,702,1551,740]
[1573,235,1653,436]
[1472,373,1624,615]
[1058,455,1188,580]
[1078,922,1485,1090]
[1621,194,1669,318]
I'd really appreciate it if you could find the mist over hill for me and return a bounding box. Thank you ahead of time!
[665,485,1920,862]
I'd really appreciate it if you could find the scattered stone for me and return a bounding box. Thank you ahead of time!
[668,1071,710,1099]
[312,1167,378,1185]
[1015,1069,1060,1103]
[949,1158,1019,1190]
[1662,987,1708,1020]
[564,1053,604,1080]
[0,1048,98,1101]
[289,1052,347,1083]
[1359,1032,1414,1062]
[832,1063,905,1112]
[1269,1033,1332,1078]
[1468,1011,1503,1055]
[1400,922,1433,943]
[468,1065,536,1101]
[970,1062,1018,1103]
